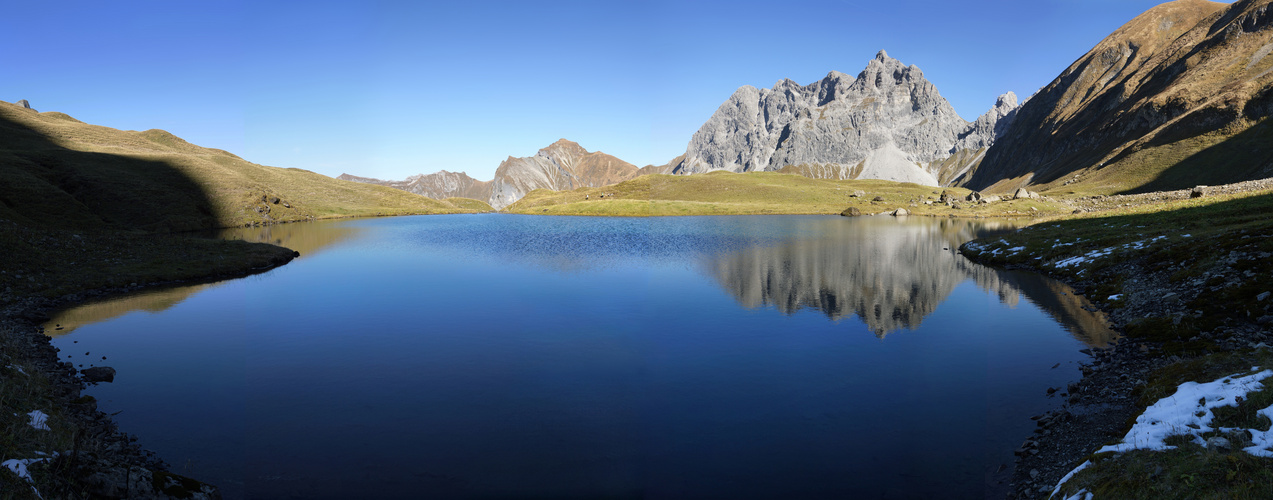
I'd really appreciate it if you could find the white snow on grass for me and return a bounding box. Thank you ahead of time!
[27,410,49,431]
[1054,247,1114,268]
[1050,460,1092,498]
[1098,369,1273,454]
[1053,370,1273,499]
[3,457,51,499]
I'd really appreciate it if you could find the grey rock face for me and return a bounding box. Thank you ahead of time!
[673,51,1020,186]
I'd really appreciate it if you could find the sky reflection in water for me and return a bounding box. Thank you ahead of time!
[48,214,1113,499]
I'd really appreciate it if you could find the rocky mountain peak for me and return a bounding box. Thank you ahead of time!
[673,51,1015,186]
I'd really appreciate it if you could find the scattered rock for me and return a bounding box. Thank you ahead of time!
[270,196,281,204]
[82,366,116,383]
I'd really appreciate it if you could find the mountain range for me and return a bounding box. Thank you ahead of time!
[349,0,1273,205]
[340,139,637,210]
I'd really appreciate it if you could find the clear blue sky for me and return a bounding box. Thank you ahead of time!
[3,0,1207,181]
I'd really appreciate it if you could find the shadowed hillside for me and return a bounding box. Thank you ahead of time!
[0,100,475,232]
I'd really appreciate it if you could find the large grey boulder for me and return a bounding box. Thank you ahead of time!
[16,99,32,109]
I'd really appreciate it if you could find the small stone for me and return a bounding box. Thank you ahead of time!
[1206,436,1231,450]
[1258,291,1271,302]
[1162,292,1179,302]
[872,196,885,202]
[1029,469,1040,480]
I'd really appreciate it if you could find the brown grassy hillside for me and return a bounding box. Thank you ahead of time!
[968,0,1273,195]
[0,100,474,232]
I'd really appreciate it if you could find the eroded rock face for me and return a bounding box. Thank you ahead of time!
[488,139,638,210]
[672,51,1019,186]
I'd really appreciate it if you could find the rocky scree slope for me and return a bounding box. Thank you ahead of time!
[671,50,1020,186]
[966,0,1273,194]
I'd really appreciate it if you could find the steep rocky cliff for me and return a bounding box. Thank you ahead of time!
[673,51,1019,186]
[966,0,1273,194]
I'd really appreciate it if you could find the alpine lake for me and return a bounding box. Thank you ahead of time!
[44,214,1115,499]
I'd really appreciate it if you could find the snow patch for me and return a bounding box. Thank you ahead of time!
[27,410,49,431]
[1098,369,1273,454]
[1050,460,1092,498]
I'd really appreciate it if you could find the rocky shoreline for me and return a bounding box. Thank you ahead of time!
[1,256,296,499]
[958,180,1273,498]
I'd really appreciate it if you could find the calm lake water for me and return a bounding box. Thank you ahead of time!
[46,214,1115,499]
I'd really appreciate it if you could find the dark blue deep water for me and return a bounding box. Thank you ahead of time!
[47,214,1115,499]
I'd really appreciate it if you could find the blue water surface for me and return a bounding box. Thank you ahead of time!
[47,214,1114,499]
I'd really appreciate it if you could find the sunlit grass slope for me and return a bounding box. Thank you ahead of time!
[504,171,1068,217]
[0,100,476,232]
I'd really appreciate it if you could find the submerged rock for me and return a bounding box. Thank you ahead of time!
[82,366,116,383]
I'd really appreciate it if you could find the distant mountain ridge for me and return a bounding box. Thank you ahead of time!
[343,139,639,210]
[671,51,1020,186]
[338,170,493,203]
[966,0,1273,193]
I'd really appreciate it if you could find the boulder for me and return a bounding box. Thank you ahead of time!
[82,366,116,383]
[872,196,885,202]
[850,190,866,198]
[1191,186,1207,198]
[938,190,953,204]
[965,191,982,202]
[840,207,862,217]
[892,208,910,216]
[1014,187,1031,199]
[16,99,32,109]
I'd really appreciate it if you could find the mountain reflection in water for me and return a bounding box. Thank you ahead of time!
[707,216,1117,345]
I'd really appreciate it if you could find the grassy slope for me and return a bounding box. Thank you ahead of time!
[443,197,495,212]
[961,188,1273,497]
[504,171,1069,217]
[0,101,476,232]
